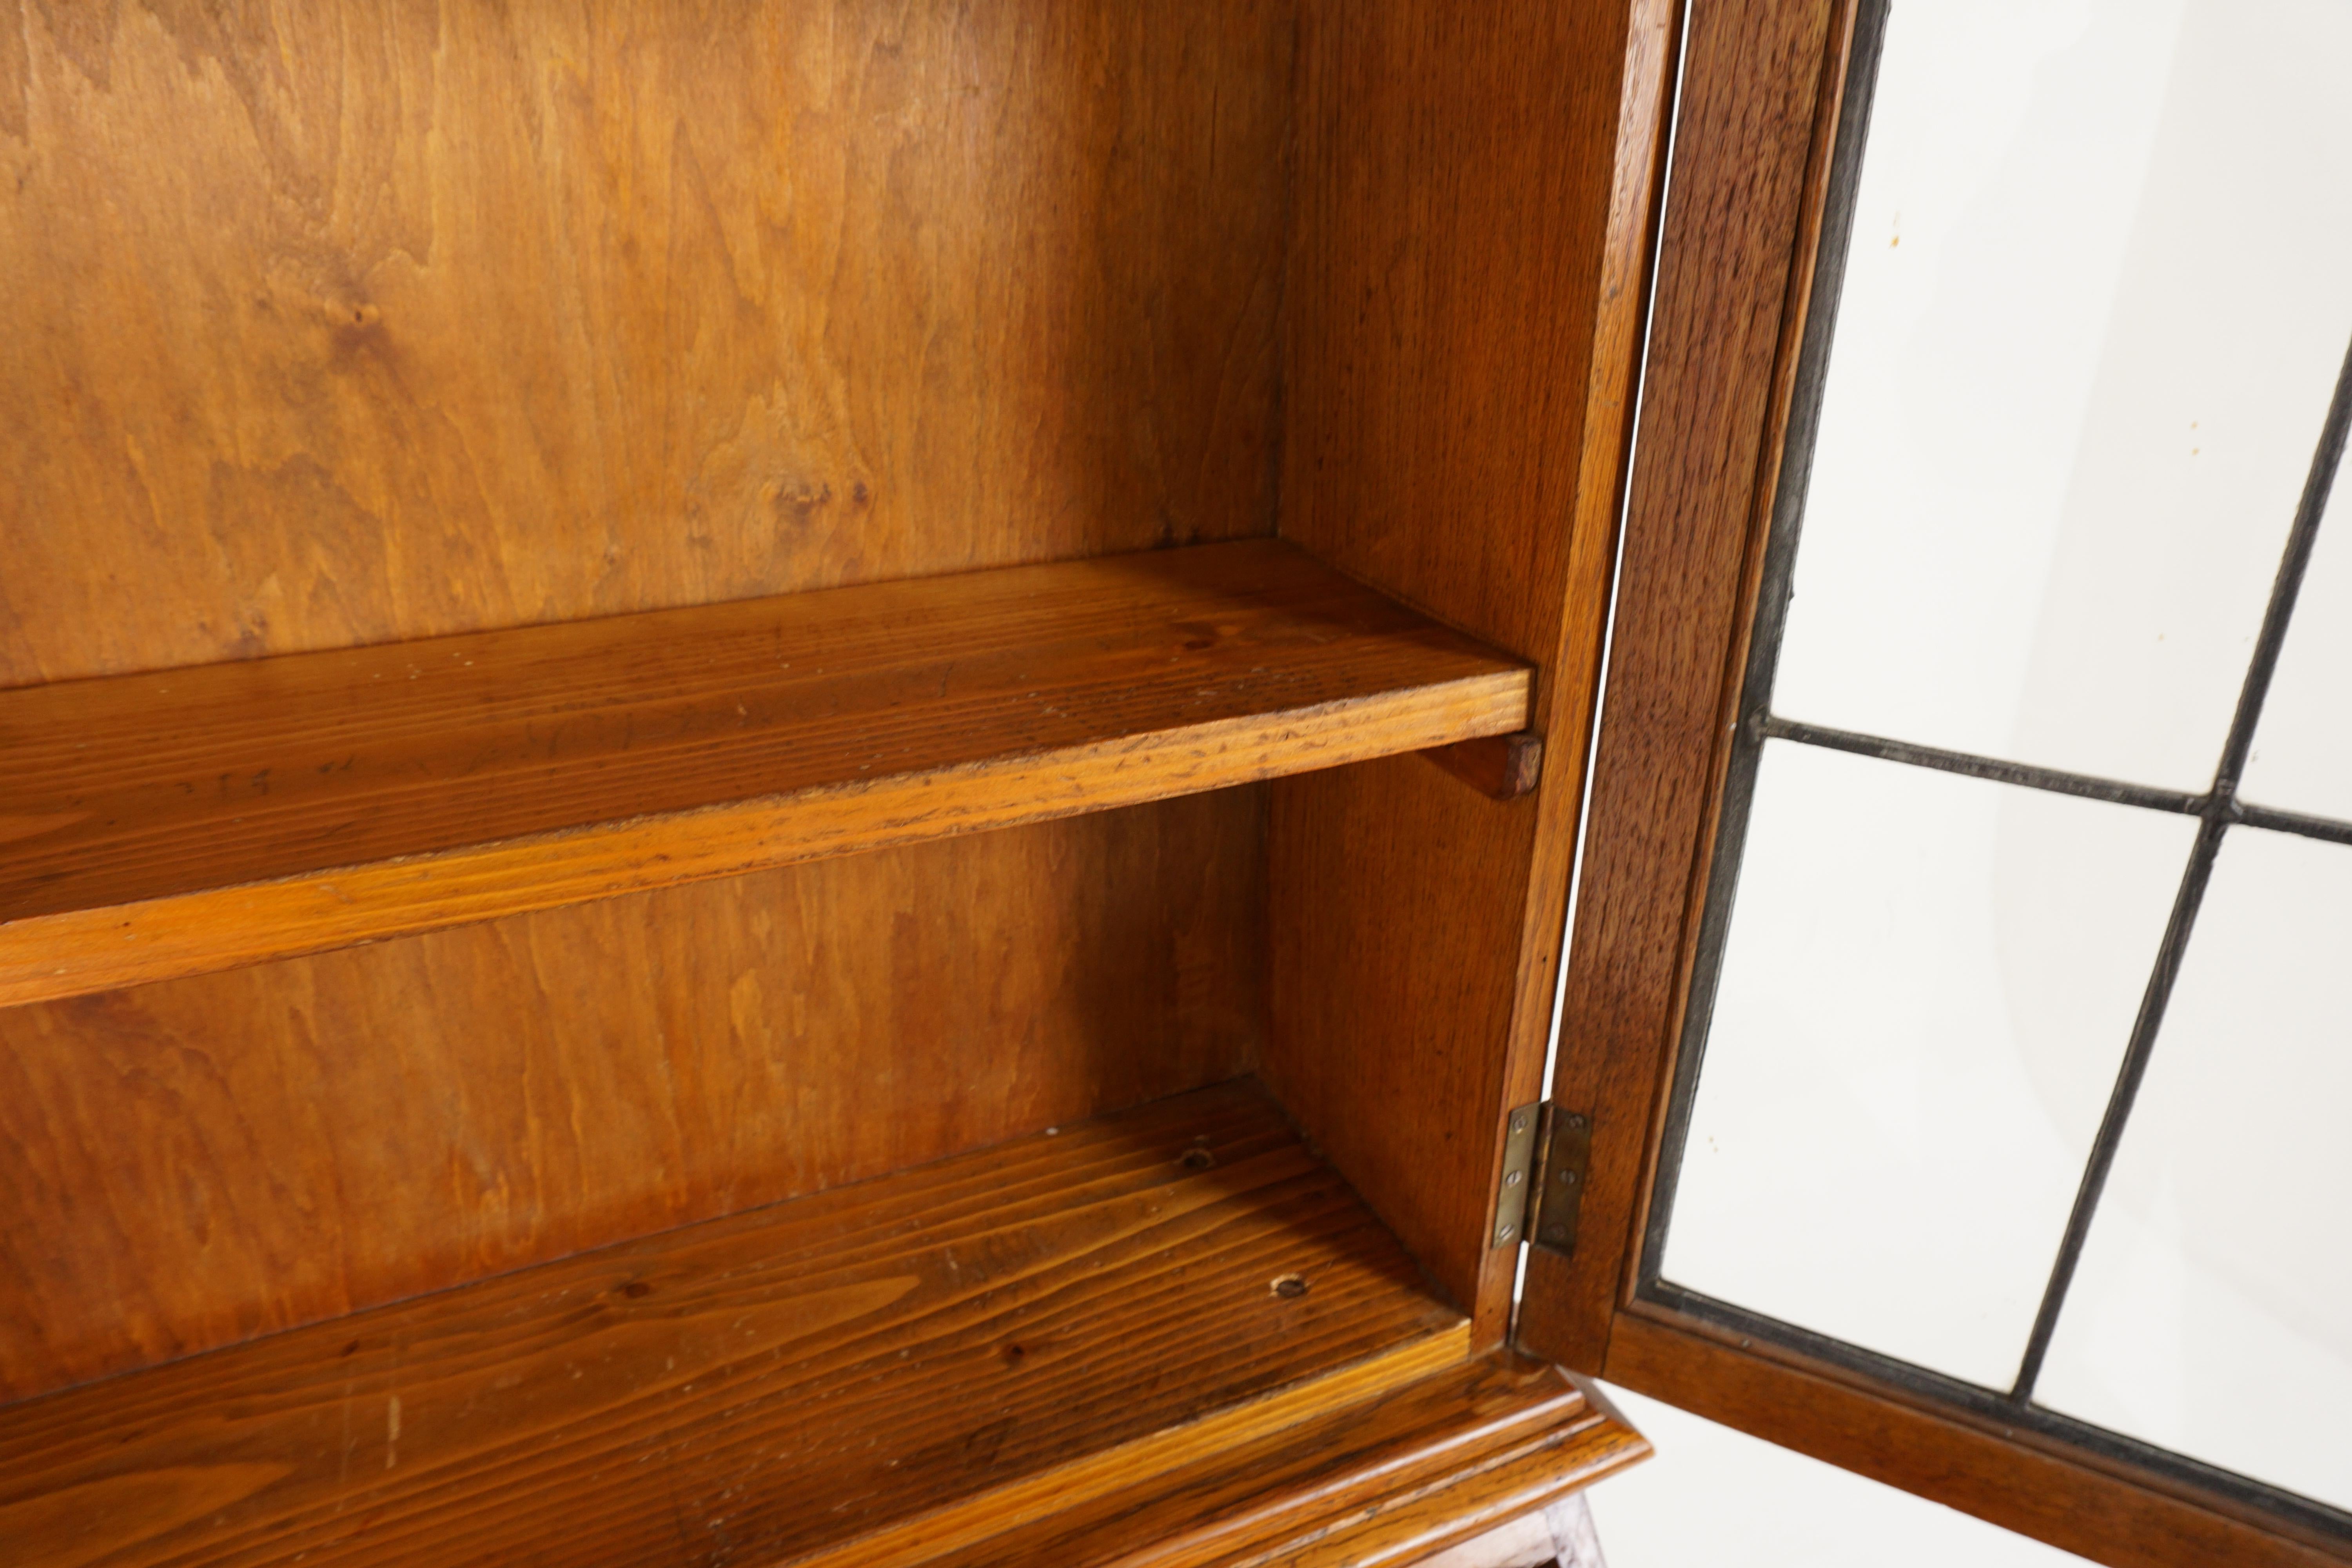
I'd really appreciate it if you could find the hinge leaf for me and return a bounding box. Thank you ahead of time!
[1525,1103,1592,1257]
[1490,1101,1542,1248]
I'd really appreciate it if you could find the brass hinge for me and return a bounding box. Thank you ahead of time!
[1492,1102,1592,1255]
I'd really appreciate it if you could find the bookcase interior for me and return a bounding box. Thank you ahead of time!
[0,2,1656,1561]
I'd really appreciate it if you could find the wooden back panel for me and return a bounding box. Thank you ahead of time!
[0,791,1265,1403]
[0,0,1290,1400]
[0,0,1287,684]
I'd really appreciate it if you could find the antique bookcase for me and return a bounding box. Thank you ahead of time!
[0,3,1674,1563]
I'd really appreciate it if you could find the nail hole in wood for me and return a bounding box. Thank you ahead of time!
[1180,1147,1216,1171]
[1270,1274,1309,1299]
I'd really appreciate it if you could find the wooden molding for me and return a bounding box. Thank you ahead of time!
[918,1358,1645,1568]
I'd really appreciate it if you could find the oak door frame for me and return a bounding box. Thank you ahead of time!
[1515,2,2352,1564]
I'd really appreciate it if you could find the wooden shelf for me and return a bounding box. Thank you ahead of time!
[0,540,1528,1006]
[0,1080,1641,1567]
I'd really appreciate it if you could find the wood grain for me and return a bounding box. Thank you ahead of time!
[0,541,1526,1006]
[0,0,1290,687]
[1269,757,1538,1319]
[838,1354,1643,1568]
[0,1082,1477,1568]
[0,792,1264,1403]
[1421,733,1546,802]
[1270,0,1679,1340]
[1608,1311,2346,1568]
[1238,1411,1640,1568]
[1515,0,1847,1375]
[0,5,1679,1560]
[0,0,1306,1432]
[1171,1363,1641,1568]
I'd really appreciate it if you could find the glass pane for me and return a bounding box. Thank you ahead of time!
[1770,0,2352,790]
[1661,742,2193,1388]
[2036,828,2352,1509]
[2242,479,2352,820]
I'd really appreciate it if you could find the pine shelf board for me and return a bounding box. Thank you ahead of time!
[0,539,1528,1007]
[0,1080,1501,1568]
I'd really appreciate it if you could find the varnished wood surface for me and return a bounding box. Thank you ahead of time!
[1607,1312,2345,1568]
[1422,733,1546,802]
[1515,0,1847,1376]
[0,0,1298,1457]
[1269,757,1537,1324]
[1410,1492,1606,1568]
[0,1082,1475,1568]
[1245,1406,1635,1568]
[0,6,1681,1561]
[1099,1360,1640,1568]
[0,0,1289,688]
[1270,0,1678,1340]
[0,541,1526,1006]
[0,793,1264,1403]
[831,1354,1643,1568]
[791,1340,1479,1568]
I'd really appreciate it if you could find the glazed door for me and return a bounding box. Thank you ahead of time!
[1517,3,2352,1565]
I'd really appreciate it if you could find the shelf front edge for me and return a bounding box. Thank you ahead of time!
[0,675,1524,1007]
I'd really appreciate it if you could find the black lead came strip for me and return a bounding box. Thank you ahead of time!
[1753,712,2352,851]
[2010,324,2352,1404]
[1633,0,2352,1537]
[1756,715,2205,818]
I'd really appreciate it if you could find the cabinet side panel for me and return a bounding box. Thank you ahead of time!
[0,790,1266,1404]
[0,0,1289,686]
[1267,757,1537,1314]
[1269,0,1674,1336]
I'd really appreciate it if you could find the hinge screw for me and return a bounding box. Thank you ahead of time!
[1496,1223,1517,1243]
[1510,1112,1530,1134]
[1504,1169,1522,1187]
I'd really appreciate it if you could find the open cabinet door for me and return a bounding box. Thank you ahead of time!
[1514,1,2352,1564]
